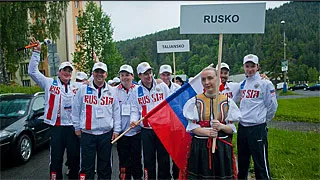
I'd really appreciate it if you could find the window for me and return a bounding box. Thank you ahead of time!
[75,16,78,26]
[32,97,45,111]
[76,34,81,42]
[7,73,12,81]
[75,0,79,8]
[22,80,31,87]
[21,63,29,75]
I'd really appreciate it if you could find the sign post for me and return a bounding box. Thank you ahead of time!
[48,44,58,79]
[180,2,266,153]
[157,39,190,81]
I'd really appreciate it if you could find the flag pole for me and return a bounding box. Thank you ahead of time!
[111,117,144,144]
[212,33,223,153]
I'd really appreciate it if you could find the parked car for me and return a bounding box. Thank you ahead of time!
[0,92,50,164]
[304,83,320,91]
[288,84,309,91]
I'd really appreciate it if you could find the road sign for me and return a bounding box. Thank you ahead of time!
[48,53,60,66]
[180,2,266,34]
[48,44,57,53]
[282,60,288,72]
[157,40,190,53]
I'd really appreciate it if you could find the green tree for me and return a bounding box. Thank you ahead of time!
[73,2,123,76]
[307,67,319,83]
[0,2,68,83]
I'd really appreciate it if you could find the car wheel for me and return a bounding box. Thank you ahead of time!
[304,88,307,91]
[14,134,33,164]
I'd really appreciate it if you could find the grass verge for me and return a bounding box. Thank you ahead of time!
[232,128,320,179]
[278,90,299,96]
[274,97,320,123]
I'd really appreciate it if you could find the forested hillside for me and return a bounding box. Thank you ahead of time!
[115,2,319,82]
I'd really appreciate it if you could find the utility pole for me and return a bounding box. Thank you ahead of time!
[281,20,287,93]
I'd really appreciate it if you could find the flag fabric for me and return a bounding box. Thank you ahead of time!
[143,73,204,179]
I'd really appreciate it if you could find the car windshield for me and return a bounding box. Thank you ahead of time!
[0,98,31,118]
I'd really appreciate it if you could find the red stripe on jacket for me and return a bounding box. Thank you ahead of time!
[86,104,92,130]
[142,105,149,127]
[46,93,55,120]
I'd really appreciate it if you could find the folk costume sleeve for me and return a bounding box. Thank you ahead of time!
[225,98,241,133]
[183,97,200,132]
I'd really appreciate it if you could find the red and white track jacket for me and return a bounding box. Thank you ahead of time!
[220,82,241,103]
[131,79,170,129]
[116,83,141,136]
[72,81,121,135]
[28,52,77,126]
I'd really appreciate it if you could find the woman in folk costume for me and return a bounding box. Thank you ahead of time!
[183,66,241,179]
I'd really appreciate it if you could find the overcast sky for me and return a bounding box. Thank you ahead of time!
[101,1,289,41]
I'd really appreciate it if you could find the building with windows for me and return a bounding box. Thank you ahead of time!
[11,1,101,86]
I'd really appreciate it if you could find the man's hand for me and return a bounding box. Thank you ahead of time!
[75,130,81,137]
[30,37,41,52]
[82,80,90,85]
[93,52,99,63]
[260,73,270,80]
[155,79,163,84]
[112,133,119,141]
[130,121,139,128]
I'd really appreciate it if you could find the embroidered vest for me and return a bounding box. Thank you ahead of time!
[195,94,229,127]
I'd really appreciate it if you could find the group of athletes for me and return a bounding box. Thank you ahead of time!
[28,37,277,180]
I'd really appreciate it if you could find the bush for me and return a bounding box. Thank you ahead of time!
[0,84,43,94]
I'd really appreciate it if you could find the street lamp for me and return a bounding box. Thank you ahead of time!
[281,20,287,93]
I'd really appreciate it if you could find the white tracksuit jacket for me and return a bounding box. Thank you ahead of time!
[115,83,141,136]
[239,72,278,127]
[72,81,121,135]
[130,79,170,129]
[28,52,77,126]
[220,82,241,103]
[168,82,181,94]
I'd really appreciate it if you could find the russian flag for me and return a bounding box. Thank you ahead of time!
[143,73,204,178]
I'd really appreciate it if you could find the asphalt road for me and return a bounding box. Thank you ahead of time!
[0,143,120,180]
[276,89,320,99]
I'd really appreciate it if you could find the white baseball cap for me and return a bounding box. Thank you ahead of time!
[243,54,259,64]
[92,62,108,72]
[75,72,88,80]
[137,62,153,74]
[216,62,230,71]
[107,80,114,85]
[59,62,73,71]
[159,64,172,74]
[113,77,120,83]
[119,64,133,74]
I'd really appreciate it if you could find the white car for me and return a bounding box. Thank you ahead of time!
[276,82,284,90]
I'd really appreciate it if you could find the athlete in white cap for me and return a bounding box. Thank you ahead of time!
[237,54,278,180]
[28,37,80,179]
